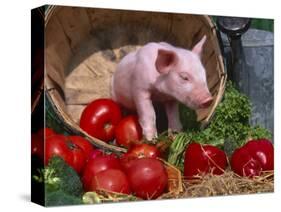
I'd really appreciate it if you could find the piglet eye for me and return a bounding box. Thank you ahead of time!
[179,72,189,81]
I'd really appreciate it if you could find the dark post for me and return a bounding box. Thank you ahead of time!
[216,17,251,94]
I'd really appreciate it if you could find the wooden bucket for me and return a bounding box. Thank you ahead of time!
[45,5,226,153]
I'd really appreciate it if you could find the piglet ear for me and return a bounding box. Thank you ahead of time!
[192,35,207,57]
[155,49,178,74]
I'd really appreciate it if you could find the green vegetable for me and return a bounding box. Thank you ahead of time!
[179,104,200,131]
[250,18,274,32]
[246,125,272,141]
[169,81,272,168]
[45,189,82,206]
[33,156,84,206]
[45,156,83,197]
[168,133,191,170]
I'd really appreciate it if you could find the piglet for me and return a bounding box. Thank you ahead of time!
[111,36,212,140]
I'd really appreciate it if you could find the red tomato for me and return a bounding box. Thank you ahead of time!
[89,149,104,160]
[33,128,56,162]
[90,169,131,194]
[231,139,274,177]
[120,144,161,170]
[68,136,94,160]
[82,154,122,191]
[126,143,160,159]
[125,158,168,199]
[115,115,143,148]
[31,133,44,160]
[45,135,73,166]
[67,142,87,174]
[37,127,56,138]
[45,135,87,174]
[80,99,122,142]
[184,143,227,179]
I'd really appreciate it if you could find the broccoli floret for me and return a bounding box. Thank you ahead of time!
[33,156,84,206]
[46,156,83,197]
[45,189,82,206]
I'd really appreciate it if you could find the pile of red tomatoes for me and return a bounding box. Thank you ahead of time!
[32,98,274,200]
[32,126,167,199]
[79,98,142,148]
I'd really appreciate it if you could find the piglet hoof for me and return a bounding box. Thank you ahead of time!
[169,123,183,133]
[144,133,158,141]
[166,128,181,138]
[143,128,158,141]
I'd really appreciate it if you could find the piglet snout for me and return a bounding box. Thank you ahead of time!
[199,96,213,108]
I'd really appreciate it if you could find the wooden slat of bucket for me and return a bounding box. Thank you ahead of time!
[205,54,220,88]
[160,159,183,195]
[147,12,174,41]
[86,9,137,51]
[204,33,221,62]
[46,78,67,112]
[86,8,123,30]
[56,7,92,53]
[67,105,86,124]
[200,21,219,65]
[168,14,201,48]
[115,10,169,45]
[202,50,215,68]
[199,24,224,88]
[190,16,219,66]
[65,55,116,105]
[119,10,153,26]
[46,13,73,89]
[195,31,216,62]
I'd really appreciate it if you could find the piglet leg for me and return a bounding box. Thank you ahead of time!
[165,101,182,132]
[134,92,157,141]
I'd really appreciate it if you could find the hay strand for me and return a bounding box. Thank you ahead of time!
[173,170,273,198]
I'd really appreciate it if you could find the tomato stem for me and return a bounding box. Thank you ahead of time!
[104,123,113,133]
